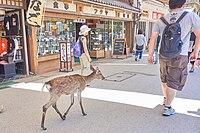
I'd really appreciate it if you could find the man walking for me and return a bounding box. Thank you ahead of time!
[148,0,200,116]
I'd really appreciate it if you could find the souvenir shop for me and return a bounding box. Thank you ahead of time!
[27,0,140,74]
[0,0,28,79]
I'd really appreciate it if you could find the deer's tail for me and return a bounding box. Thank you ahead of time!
[41,82,51,92]
[41,83,46,92]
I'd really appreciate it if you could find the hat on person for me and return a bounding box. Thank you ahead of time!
[169,0,186,8]
[79,25,91,35]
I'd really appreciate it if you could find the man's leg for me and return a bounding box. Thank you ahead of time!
[161,83,176,107]
[165,86,177,107]
[139,51,143,59]
[162,86,176,116]
[161,83,167,105]
[135,51,139,61]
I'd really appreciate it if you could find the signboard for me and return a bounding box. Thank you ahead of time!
[46,0,76,12]
[74,18,86,23]
[113,38,127,56]
[60,42,67,62]
[120,12,132,19]
[59,42,73,72]
[83,6,116,17]
[27,0,46,27]
[141,10,149,18]
[66,42,71,62]
[152,11,164,20]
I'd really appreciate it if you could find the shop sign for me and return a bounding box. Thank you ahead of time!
[0,10,5,15]
[60,42,67,62]
[74,18,86,23]
[0,0,24,8]
[83,6,115,17]
[152,11,164,20]
[27,0,46,27]
[120,12,132,19]
[46,0,76,12]
[60,42,71,62]
[66,42,71,62]
[141,10,149,18]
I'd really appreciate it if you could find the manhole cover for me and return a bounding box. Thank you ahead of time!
[105,72,136,82]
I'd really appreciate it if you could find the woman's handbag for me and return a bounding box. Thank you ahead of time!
[136,44,144,51]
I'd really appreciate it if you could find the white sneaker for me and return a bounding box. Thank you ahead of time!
[163,107,175,116]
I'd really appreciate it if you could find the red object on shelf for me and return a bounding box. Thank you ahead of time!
[0,38,8,55]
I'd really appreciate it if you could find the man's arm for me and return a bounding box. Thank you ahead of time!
[190,29,200,62]
[192,29,200,67]
[148,32,159,64]
[193,29,200,55]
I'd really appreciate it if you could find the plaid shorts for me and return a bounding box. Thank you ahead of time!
[159,55,188,91]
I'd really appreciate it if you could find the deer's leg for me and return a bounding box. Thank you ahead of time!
[41,95,58,130]
[77,92,87,116]
[52,102,65,120]
[63,94,74,119]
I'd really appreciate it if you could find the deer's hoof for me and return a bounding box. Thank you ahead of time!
[83,113,87,116]
[62,115,66,120]
[42,127,47,130]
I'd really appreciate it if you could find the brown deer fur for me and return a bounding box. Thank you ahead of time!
[41,66,105,130]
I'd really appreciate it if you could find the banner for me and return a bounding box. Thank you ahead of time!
[27,0,46,27]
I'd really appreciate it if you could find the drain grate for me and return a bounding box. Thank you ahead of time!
[104,71,156,82]
[104,71,136,82]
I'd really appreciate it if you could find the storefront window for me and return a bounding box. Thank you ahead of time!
[113,21,123,39]
[138,21,146,35]
[36,18,76,56]
[103,21,112,51]
[90,21,112,51]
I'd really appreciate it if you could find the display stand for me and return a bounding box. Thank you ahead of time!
[0,63,16,79]
[112,38,128,59]
[59,42,73,72]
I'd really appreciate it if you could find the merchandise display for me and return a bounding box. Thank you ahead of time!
[36,18,76,56]
[0,10,24,78]
[90,21,112,51]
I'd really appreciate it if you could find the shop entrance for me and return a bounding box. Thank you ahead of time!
[0,8,25,80]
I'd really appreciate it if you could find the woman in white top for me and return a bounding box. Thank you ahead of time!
[135,29,147,61]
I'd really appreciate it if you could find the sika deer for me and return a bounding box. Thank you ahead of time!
[41,66,105,130]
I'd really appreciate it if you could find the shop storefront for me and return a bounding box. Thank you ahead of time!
[27,0,140,74]
[0,0,28,79]
[138,1,168,41]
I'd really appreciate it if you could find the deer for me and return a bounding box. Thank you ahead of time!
[41,66,105,130]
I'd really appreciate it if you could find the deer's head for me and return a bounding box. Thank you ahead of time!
[95,67,105,80]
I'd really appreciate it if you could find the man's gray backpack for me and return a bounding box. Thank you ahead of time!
[160,11,188,59]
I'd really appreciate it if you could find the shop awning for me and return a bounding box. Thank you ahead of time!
[76,0,140,13]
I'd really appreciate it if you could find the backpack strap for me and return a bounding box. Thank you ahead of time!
[160,17,169,26]
[176,11,188,23]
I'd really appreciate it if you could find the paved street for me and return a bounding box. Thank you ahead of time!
[0,55,200,133]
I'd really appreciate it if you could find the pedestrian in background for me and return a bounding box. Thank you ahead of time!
[135,29,147,61]
[148,0,200,116]
[154,35,160,64]
[188,32,196,73]
[78,25,92,76]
